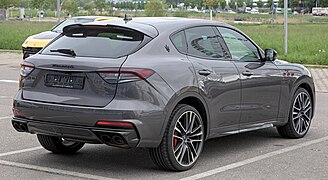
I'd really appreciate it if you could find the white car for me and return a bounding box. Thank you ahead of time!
[245,7,252,14]
[276,8,282,14]
[251,8,259,14]
[228,10,237,14]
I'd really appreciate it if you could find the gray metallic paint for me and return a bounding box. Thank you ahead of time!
[13,18,315,148]
[233,61,283,127]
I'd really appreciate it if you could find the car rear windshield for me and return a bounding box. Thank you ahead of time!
[42,26,150,58]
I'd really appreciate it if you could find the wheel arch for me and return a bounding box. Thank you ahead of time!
[178,96,209,140]
[293,75,315,111]
[276,75,315,138]
[296,78,316,118]
[161,90,210,141]
[279,75,315,126]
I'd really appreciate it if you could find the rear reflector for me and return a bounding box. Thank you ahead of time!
[12,108,25,118]
[96,121,133,128]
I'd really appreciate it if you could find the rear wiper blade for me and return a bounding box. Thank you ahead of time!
[50,49,76,56]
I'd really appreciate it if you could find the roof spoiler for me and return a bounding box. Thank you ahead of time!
[62,23,158,38]
[63,24,115,36]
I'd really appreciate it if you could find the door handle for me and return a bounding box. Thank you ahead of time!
[242,71,253,76]
[198,69,211,76]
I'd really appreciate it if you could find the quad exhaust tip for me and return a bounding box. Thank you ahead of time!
[112,135,125,145]
[12,121,28,132]
[98,132,128,147]
[100,134,113,144]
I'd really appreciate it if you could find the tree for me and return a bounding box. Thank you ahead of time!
[29,0,58,11]
[320,0,328,6]
[278,0,284,8]
[204,0,219,9]
[0,0,19,19]
[94,0,107,14]
[45,1,57,11]
[136,1,145,10]
[62,0,79,15]
[267,0,274,8]
[184,0,202,8]
[218,0,227,9]
[257,0,264,8]
[166,0,178,6]
[145,0,167,17]
[0,0,19,9]
[228,1,236,9]
[246,0,253,8]
[236,0,244,8]
[290,0,298,9]
[84,1,95,13]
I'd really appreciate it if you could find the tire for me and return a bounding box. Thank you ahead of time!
[277,88,313,138]
[149,104,205,171]
[37,134,85,154]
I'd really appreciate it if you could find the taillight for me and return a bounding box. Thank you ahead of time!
[96,69,119,84]
[97,68,154,83]
[20,62,35,77]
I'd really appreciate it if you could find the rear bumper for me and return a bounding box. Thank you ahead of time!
[12,117,139,148]
[13,89,167,148]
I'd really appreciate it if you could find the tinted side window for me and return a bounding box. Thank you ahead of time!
[185,26,224,59]
[170,31,187,54]
[217,27,260,62]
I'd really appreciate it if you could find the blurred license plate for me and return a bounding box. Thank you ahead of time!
[45,74,85,89]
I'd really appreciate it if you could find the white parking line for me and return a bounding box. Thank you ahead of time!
[181,136,328,180]
[0,80,19,83]
[0,146,42,158]
[0,116,11,120]
[0,160,118,180]
[0,146,119,179]
[0,96,11,98]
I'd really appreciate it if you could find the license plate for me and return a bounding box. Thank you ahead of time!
[45,74,85,89]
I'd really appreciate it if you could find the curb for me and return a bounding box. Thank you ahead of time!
[0,49,21,54]
[304,64,328,69]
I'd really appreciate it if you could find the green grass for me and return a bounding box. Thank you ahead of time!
[0,21,327,65]
[0,21,56,50]
[235,24,328,65]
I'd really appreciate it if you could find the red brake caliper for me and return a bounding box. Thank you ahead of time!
[173,131,178,149]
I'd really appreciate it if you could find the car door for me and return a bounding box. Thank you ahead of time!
[217,26,283,129]
[173,26,241,137]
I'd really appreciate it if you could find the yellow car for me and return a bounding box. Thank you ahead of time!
[22,16,116,59]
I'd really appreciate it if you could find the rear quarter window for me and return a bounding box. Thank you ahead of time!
[170,31,187,54]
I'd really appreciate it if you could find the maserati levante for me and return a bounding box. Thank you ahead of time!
[12,17,315,171]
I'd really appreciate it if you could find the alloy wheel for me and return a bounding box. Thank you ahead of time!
[292,92,312,135]
[172,111,204,167]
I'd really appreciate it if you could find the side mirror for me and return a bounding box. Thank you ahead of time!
[264,49,277,61]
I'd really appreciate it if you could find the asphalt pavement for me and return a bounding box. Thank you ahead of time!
[0,53,327,180]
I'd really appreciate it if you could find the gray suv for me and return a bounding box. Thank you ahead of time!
[12,18,315,171]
